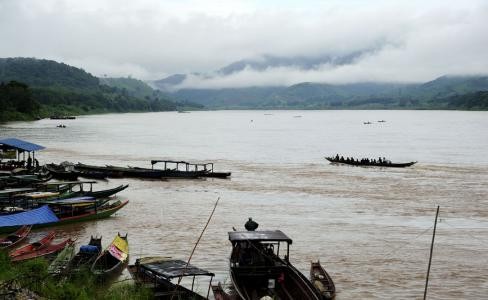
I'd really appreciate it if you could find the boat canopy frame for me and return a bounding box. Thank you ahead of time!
[136,258,215,299]
[150,160,215,172]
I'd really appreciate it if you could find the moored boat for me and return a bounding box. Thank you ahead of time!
[44,164,80,180]
[48,242,76,275]
[0,200,128,234]
[9,231,56,258]
[228,229,322,300]
[128,257,215,300]
[91,233,128,278]
[0,225,32,250]
[310,260,336,300]
[325,157,416,168]
[69,236,102,271]
[11,238,73,262]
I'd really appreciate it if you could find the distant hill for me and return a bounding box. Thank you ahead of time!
[0,58,200,122]
[157,73,488,109]
[99,77,155,99]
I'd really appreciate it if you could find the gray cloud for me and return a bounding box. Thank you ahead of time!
[0,0,487,87]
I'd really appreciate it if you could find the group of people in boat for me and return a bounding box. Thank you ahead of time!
[0,157,40,170]
[333,154,392,165]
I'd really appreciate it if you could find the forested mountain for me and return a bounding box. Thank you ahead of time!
[0,58,198,122]
[163,75,488,109]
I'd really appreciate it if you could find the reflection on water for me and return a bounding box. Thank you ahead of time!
[1,110,488,299]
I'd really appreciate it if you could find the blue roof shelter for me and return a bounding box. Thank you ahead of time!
[0,138,45,168]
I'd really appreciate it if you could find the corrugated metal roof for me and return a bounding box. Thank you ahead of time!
[139,259,214,279]
[229,230,293,243]
[0,138,45,152]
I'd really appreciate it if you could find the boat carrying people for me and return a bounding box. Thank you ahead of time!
[326,154,417,168]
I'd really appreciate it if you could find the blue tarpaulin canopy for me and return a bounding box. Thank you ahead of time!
[0,138,45,152]
[0,205,59,227]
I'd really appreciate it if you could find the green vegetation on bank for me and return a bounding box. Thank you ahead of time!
[0,57,202,122]
[0,252,150,299]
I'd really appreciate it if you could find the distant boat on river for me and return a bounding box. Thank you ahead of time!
[325,156,416,168]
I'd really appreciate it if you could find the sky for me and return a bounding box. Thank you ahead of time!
[1,0,487,88]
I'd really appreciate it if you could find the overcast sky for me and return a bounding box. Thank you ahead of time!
[1,0,487,88]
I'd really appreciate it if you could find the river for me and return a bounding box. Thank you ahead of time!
[1,110,487,299]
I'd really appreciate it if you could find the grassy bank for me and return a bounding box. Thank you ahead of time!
[0,252,150,299]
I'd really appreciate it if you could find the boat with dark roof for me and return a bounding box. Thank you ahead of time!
[128,257,215,299]
[228,230,322,300]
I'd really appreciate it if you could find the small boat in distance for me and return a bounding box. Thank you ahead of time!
[363,121,372,125]
[325,156,417,168]
[0,225,32,250]
[91,233,128,278]
[310,261,336,300]
[378,120,386,123]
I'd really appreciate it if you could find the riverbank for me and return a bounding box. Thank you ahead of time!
[0,252,150,299]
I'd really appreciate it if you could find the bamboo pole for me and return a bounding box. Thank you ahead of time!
[171,197,220,299]
[423,205,440,300]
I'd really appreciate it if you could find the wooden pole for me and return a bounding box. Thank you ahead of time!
[171,197,220,300]
[424,205,440,300]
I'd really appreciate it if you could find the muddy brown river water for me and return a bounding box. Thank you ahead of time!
[1,110,487,299]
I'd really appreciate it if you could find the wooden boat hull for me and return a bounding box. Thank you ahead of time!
[81,184,129,198]
[9,231,56,257]
[0,200,128,234]
[45,164,80,180]
[11,238,72,262]
[69,236,102,271]
[325,157,416,168]
[230,264,321,300]
[201,172,231,179]
[0,225,32,250]
[310,261,336,300]
[91,233,128,279]
[76,163,204,179]
[48,243,76,275]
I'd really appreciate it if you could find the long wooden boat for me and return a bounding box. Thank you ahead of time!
[43,200,129,228]
[325,157,416,168]
[128,257,215,300]
[0,225,32,250]
[11,238,73,262]
[48,242,76,275]
[0,200,128,234]
[76,163,203,179]
[228,230,322,300]
[80,184,128,198]
[91,233,128,278]
[45,164,80,180]
[9,231,56,258]
[69,236,102,271]
[310,261,336,300]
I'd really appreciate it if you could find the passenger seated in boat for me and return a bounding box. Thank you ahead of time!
[340,156,344,162]
[335,154,339,161]
[378,157,383,163]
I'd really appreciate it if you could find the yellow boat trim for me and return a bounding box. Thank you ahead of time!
[112,235,129,255]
